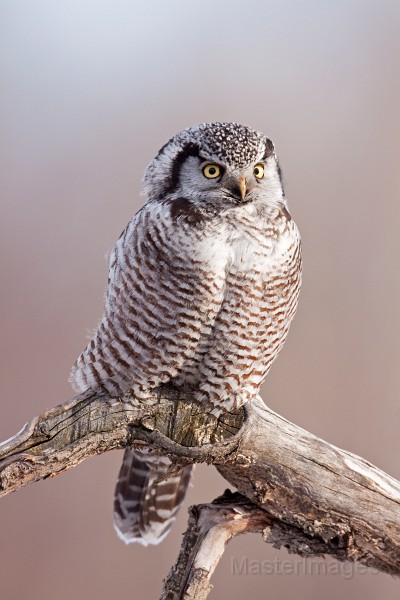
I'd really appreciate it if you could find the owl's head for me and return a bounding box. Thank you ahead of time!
[143,123,284,209]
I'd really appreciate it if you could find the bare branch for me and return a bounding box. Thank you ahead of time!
[0,386,399,580]
[161,490,271,600]
[161,489,355,600]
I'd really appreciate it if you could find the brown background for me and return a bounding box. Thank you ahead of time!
[1,1,399,599]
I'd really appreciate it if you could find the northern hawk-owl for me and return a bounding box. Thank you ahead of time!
[71,122,302,545]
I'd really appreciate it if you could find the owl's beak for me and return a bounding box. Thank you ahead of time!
[238,176,247,201]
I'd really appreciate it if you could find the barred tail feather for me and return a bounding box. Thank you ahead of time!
[113,448,192,546]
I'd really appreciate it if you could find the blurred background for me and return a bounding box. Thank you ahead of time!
[1,1,399,598]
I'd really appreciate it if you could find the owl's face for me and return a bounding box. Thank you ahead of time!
[143,123,285,210]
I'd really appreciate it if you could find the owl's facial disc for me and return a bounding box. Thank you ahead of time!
[172,142,283,210]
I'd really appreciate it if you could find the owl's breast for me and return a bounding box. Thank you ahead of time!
[180,207,302,407]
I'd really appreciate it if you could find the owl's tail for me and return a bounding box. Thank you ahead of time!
[113,448,192,546]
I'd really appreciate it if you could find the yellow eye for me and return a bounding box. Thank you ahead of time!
[202,164,221,179]
[253,164,265,179]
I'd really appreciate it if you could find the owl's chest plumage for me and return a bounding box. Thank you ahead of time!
[72,197,301,409]
[170,202,302,406]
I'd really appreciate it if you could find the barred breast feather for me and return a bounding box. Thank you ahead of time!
[71,198,300,409]
[71,199,229,400]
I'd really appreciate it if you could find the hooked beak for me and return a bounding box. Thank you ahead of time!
[238,176,247,201]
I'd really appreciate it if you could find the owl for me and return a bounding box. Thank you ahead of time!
[71,122,302,545]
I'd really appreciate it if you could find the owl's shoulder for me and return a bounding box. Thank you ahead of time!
[128,197,211,228]
[164,197,206,226]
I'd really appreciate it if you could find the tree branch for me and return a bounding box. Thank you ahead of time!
[0,386,399,585]
[160,489,356,600]
[161,490,272,600]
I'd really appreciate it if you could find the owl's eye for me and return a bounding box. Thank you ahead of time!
[253,164,265,179]
[202,164,221,179]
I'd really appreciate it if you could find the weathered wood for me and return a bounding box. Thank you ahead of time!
[160,490,280,600]
[0,386,399,582]
[0,386,243,495]
[217,398,400,576]
[160,489,353,600]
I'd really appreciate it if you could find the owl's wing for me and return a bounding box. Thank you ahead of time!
[71,198,228,397]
